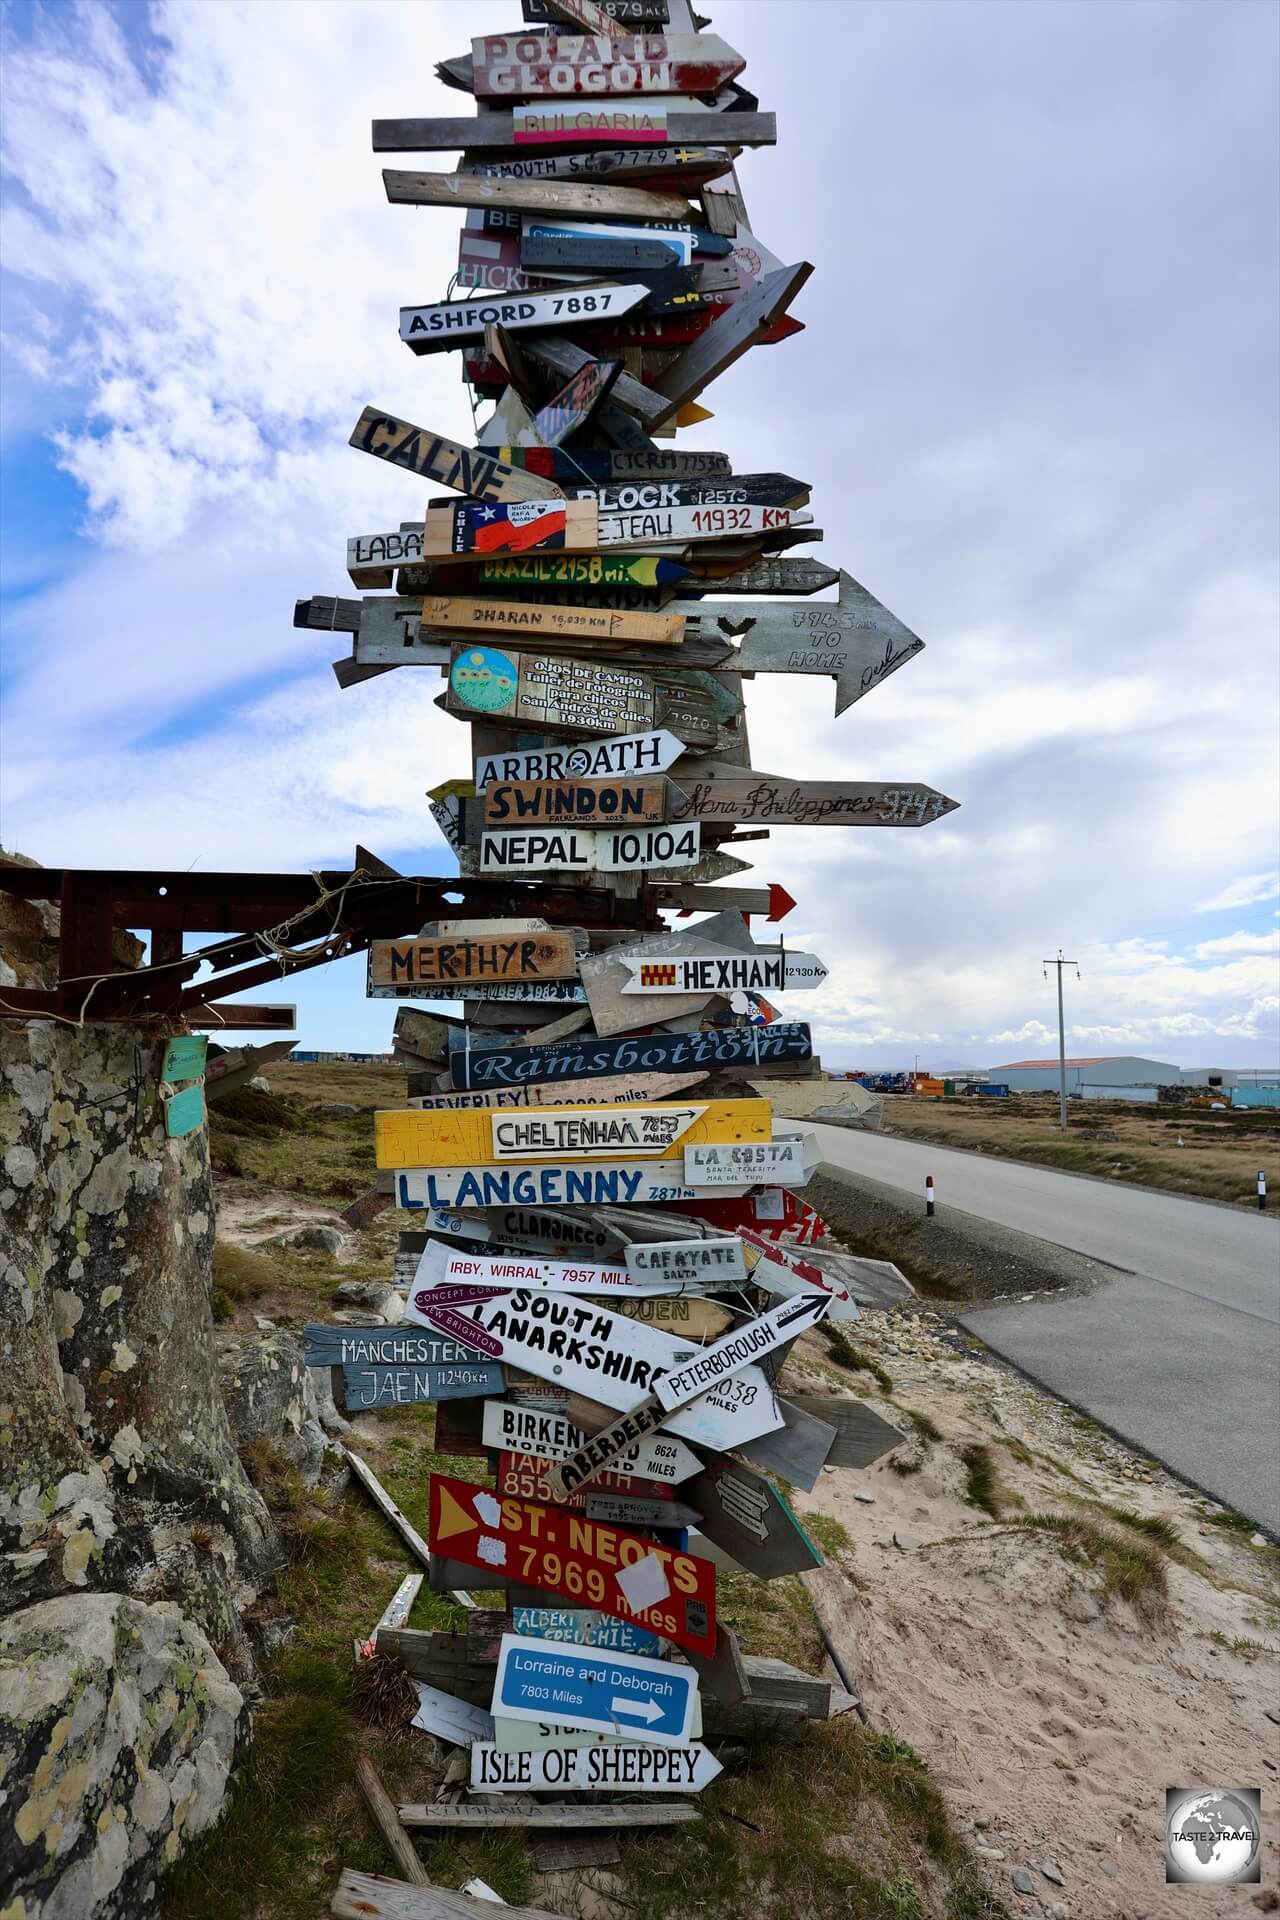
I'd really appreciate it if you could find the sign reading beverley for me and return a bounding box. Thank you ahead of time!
[424,593,684,648]
[481,775,680,826]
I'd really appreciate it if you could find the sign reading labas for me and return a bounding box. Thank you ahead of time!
[622,949,828,994]
[471,1740,721,1794]
[623,1237,747,1283]
[478,822,701,874]
[377,1097,767,1167]
[368,931,577,992]
[428,1473,717,1654]
[448,644,714,745]
[474,728,685,788]
[450,1021,814,1090]
[482,1399,699,1485]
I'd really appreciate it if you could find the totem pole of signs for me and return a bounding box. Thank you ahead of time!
[299,0,956,1832]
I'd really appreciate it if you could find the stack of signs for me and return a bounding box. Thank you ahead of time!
[293,0,945,1831]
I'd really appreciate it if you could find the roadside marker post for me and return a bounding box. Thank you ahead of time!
[926,1175,935,1218]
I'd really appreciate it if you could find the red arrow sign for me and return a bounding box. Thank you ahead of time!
[768,883,797,922]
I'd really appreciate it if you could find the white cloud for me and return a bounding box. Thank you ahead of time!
[1192,929,1280,959]
[1196,872,1280,913]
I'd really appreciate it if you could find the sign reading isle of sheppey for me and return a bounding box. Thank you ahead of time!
[491,1632,699,1744]
[428,1474,716,1653]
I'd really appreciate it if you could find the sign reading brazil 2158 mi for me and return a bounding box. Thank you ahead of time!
[401,284,651,350]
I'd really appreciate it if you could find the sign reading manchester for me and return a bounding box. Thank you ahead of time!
[428,1473,716,1654]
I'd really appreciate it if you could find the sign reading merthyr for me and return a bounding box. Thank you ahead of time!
[668,766,961,829]
[491,445,732,482]
[621,950,828,995]
[449,1022,815,1091]
[368,931,578,993]
[428,1476,717,1654]
[688,1455,825,1580]
[406,1286,780,1454]
[491,1632,698,1744]
[469,33,746,102]
[540,1294,829,1504]
[623,1238,747,1284]
[474,729,685,789]
[469,145,729,188]
[401,282,654,352]
[348,405,560,502]
[471,1740,722,1794]
[478,822,702,876]
[482,1400,700,1485]
[676,569,926,716]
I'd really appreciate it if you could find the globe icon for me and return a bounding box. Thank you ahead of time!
[1165,1790,1261,1883]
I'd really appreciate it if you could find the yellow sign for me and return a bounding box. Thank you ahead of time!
[375,1097,772,1169]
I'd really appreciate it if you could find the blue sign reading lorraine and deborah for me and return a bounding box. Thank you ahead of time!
[492,1633,697,1746]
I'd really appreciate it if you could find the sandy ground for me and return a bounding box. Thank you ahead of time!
[787,1312,1280,1920]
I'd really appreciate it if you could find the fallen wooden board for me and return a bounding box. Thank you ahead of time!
[331,1869,560,1919]
[382,169,691,221]
[343,1448,432,1571]
[397,1803,699,1830]
[741,1654,832,1719]
[374,110,777,154]
[349,407,561,502]
[356,1758,429,1887]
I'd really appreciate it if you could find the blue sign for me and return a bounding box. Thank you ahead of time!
[492,1633,697,1746]
[512,1607,660,1657]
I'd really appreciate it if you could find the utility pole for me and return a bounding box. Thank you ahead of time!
[1042,951,1080,1131]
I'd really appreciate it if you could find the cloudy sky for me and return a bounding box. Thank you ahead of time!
[1,0,1277,1068]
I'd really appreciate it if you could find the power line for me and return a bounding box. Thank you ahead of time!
[1042,950,1080,1132]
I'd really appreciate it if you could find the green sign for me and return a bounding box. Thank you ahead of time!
[164,1083,207,1139]
[161,1034,207,1084]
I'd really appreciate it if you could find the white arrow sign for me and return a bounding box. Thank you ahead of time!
[400,281,652,348]
[475,729,686,790]
[470,1738,721,1794]
[621,949,828,994]
[683,1138,815,1186]
[652,1292,830,1413]
[491,1104,706,1160]
[438,1247,694,1299]
[739,1228,862,1324]
[481,1399,700,1485]
[479,823,701,875]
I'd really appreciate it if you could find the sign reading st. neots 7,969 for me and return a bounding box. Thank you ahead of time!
[427,1472,716,1654]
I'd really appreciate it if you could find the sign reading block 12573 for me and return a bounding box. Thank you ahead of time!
[428,1473,716,1654]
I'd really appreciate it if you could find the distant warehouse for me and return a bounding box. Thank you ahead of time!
[989,1055,1179,1100]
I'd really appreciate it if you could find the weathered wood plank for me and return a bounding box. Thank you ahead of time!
[374,110,777,154]
[349,407,562,502]
[462,141,727,186]
[650,261,813,424]
[382,169,691,221]
[331,1869,561,1920]
[397,1803,700,1830]
[356,1758,429,1887]
[668,765,960,828]
[424,593,683,648]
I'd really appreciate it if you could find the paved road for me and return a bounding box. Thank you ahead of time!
[808,1125,1280,1531]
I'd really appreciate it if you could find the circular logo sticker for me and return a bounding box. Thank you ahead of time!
[451,647,518,713]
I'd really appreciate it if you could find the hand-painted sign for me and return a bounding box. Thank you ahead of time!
[348,406,559,502]
[424,593,684,648]
[470,32,745,102]
[341,1361,504,1408]
[478,822,702,874]
[498,1451,671,1510]
[489,1100,765,1161]
[623,1237,747,1284]
[652,1294,829,1412]
[303,1324,486,1368]
[668,767,961,828]
[428,1476,717,1653]
[368,931,578,994]
[572,473,808,512]
[401,282,653,352]
[426,499,598,561]
[522,214,694,264]
[688,1456,824,1579]
[476,552,690,588]
[491,1632,698,1743]
[531,355,623,445]
[395,1162,745,1210]
[409,980,587,1006]
[482,1400,700,1485]
[384,168,691,221]
[347,528,423,589]
[471,1740,721,1793]
[474,728,684,788]
[447,645,715,745]
[684,1139,812,1185]
[621,950,828,994]
[406,1286,779,1452]
[493,445,731,482]
[410,1069,707,1113]
[596,504,810,547]
[739,1228,861,1324]
[481,775,678,826]
[428,1205,621,1256]
[450,1021,815,1090]
[161,1034,207,1083]
[512,1605,659,1655]
[685,556,839,596]
[373,110,777,156]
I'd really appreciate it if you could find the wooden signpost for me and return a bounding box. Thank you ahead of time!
[393,1162,750,1210]
[523,231,684,273]
[401,281,656,352]
[449,1021,815,1090]
[445,645,715,745]
[368,931,578,993]
[667,767,962,828]
[623,1237,747,1284]
[427,1473,718,1654]
[469,33,746,103]
[571,473,809,512]
[688,1457,824,1579]
[684,1138,814,1185]
[383,169,692,220]
[372,110,778,154]
[426,498,597,561]
[424,593,684,647]
[481,774,683,826]
[348,406,561,502]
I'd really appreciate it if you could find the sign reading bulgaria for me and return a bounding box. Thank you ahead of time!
[428,1474,716,1653]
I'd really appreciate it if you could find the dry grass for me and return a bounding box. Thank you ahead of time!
[209,1078,397,1204]
[881,1093,1279,1207]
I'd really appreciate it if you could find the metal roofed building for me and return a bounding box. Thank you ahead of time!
[989,1054,1179,1093]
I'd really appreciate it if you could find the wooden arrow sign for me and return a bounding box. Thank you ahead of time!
[401,282,654,353]
[449,1020,814,1090]
[446,644,715,743]
[368,931,579,994]
[382,169,691,221]
[650,261,813,425]
[597,504,812,548]
[474,552,691,589]
[667,765,961,827]
[492,445,730,481]
[349,407,561,503]
[523,0,672,29]
[475,728,685,787]
[482,774,683,826]
[677,556,838,597]
[470,33,746,102]
[530,356,622,444]
[373,110,778,154]
[478,821,702,874]
[523,231,684,273]
[467,143,730,186]
[675,568,926,714]
[621,949,829,994]
[424,593,683,648]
